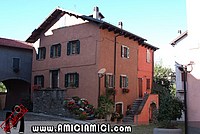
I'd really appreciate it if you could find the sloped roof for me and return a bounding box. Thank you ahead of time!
[0,37,33,50]
[26,8,158,51]
[170,31,188,46]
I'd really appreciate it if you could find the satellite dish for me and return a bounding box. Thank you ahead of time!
[98,68,106,77]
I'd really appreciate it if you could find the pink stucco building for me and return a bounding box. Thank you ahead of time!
[27,7,158,124]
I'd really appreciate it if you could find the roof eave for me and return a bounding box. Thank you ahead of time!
[170,31,188,46]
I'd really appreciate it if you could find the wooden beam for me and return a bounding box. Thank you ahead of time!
[124,33,129,38]
[108,27,114,32]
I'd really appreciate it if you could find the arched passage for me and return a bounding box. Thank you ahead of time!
[1,79,31,110]
[149,102,157,123]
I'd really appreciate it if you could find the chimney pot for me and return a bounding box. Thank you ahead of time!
[93,6,99,19]
[118,21,123,29]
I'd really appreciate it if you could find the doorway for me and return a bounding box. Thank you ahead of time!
[138,78,143,98]
[115,103,123,114]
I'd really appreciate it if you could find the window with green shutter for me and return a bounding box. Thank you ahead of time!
[67,40,80,55]
[37,47,46,60]
[121,45,130,58]
[120,75,128,88]
[105,74,114,88]
[65,72,79,88]
[50,44,61,58]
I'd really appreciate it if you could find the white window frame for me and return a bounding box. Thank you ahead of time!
[120,75,128,88]
[115,102,124,114]
[105,73,114,88]
[146,49,151,63]
[121,45,130,58]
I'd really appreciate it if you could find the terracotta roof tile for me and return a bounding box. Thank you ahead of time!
[0,37,33,50]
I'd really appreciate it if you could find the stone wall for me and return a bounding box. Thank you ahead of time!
[33,89,70,117]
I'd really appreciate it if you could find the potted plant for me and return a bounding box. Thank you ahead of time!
[117,113,124,123]
[153,93,183,134]
[111,112,120,123]
[98,95,114,121]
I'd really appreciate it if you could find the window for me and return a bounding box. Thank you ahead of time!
[105,74,114,88]
[121,45,130,58]
[37,47,46,60]
[146,79,151,90]
[67,40,80,55]
[34,75,44,87]
[65,73,79,88]
[120,75,128,88]
[13,58,20,73]
[146,49,151,63]
[50,70,59,88]
[50,44,61,58]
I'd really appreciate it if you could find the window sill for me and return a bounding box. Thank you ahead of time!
[121,87,128,89]
[67,54,80,56]
[66,87,78,89]
[121,57,129,59]
[50,56,61,59]
[36,59,45,61]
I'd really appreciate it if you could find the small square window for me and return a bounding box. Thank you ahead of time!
[37,47,46,60]
[121,45,130,58]
[50,44,61,58]
[120,75,128,88]
[65,73,79,88]
[67,40,80,55]
[105,74,114,88]
[34,75,44,88]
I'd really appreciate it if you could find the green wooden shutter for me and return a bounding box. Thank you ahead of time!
[43,48,46,59]
[105,75,108,88]
[121,46,124,58]
[127,48,130,58]
[126,76,128,87]
[41,76,44,87]
[120,76,122,88]
[77,40,80,54]
[112,75,115,88]
[67,42,70,55]
[50,46,53,58]
[34,76,37,85]
[58,44,61,57]
[75,73,79,87]
[65,74,68,87]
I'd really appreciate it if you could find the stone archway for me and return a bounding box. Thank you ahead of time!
[149,102,157,123]
[2,79,31,110]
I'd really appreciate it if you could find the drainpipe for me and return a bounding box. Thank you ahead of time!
[183,66,188,134]
[114,34,121,104]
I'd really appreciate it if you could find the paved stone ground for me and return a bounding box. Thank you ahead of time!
[0,110,133,134]
[0,110,89,133]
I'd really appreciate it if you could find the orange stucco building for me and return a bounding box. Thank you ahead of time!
[27,7,159,124]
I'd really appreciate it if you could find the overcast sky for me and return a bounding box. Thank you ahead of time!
[0,0,187,69]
